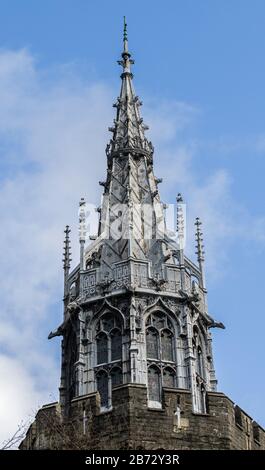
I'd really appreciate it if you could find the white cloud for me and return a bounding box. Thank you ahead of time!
[145,100,200,143]
[0,49,113,445]
[0,355,48,446]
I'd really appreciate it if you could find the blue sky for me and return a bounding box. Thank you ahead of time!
[0,0,265,444]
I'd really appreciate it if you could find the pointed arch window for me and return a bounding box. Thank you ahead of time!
[145,311,178,407]
[193,327,205,380]
[101,314,115,333]
[197,346,204,378]
[146,313,175,364]
[96,332,108,365]
[161,329,174,362]
[94,313,123,409]
[111,329,122,361]
[146,327,159,359]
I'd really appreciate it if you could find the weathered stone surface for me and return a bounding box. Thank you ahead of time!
[19,386,265,450]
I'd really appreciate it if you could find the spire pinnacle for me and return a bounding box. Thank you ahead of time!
[123,16,128,53]
[79,197,86,242]
[109,19,152,156]
[195,217,205,264]
[176,194,186,251]
[63,225,72,272]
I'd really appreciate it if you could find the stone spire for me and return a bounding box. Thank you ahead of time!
[95,19,166,274]
[108,19,153,156]
[62,225,71,294]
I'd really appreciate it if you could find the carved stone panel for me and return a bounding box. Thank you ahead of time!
[112,262,130,289]
[165,266,181,293]
[82,270,97,296]
[131,261,148,288]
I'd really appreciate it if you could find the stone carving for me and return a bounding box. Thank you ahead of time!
[82,271,97,296]
[150,275,166,291]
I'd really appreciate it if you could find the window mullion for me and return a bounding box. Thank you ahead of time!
[108,334,111,364]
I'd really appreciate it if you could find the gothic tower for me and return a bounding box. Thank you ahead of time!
[20,21,265,450]
[55,20,220,416]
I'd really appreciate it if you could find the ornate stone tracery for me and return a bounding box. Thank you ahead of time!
[52,20,224,416]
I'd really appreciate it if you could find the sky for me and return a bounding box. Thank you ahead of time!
[0,0,265,445]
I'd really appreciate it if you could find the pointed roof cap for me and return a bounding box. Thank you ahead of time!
[107,19,153,157]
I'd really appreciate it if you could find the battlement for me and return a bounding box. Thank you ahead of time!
[19,385,265,450]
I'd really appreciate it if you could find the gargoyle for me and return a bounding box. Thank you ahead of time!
[151,276,166,291]
[48,326,63,340]
[208,320,225,329]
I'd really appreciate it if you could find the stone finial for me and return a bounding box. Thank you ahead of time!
[176,193,183,203]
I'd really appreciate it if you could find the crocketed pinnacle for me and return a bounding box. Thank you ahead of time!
[195,217,205,264]
[63,225,72,271]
